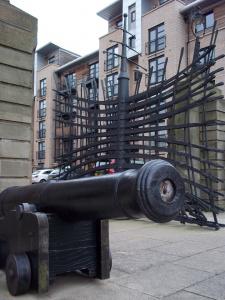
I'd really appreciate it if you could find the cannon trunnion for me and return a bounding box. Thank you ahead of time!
[0,160,184,296]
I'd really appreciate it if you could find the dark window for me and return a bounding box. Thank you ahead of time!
[129,36,136,49]
[40,78,46,97]
[149,56,165,84]
[106,45,118,71]
[65,73,76,89]
[128,4,136,30]
[88,88,98,101]
[106,73,118,98]
[198,46,215,64]
[159,0,169,4]
[89,62,99,79]
[39,100,46,118]
[131,10,136,22]
[38,142,45,159]
[38,121,46,139]
[148,23,165,54]
[195,12,214,33]
[48,56,55,64]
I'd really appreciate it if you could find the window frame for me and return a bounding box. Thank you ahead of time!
[40,78,47,97]
[106,45,119,71]
[149,56,166,85]
[195,11,214,33]
[148,23,165,54]
[106,73,118,98]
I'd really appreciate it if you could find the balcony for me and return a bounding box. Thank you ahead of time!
[37,108,46,119]
[37,150,45,160]
[37,129,46,139]
[145,36,166,55]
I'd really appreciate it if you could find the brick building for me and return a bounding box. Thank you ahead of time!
[33,0,225,171]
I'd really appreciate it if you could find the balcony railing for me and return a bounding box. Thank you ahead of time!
[37,129,46,139]
[145,36,166,55]
[37,108,46,118]
[37,150,45,160]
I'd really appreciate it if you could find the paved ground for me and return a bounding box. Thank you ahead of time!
[1,216,225,300]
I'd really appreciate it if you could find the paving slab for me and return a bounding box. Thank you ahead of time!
[163,290,215,300]
[110,262,211,298]
[186,272,225,300]
[174,248,225,274]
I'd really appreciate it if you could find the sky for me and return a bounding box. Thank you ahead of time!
[10,0,115,56]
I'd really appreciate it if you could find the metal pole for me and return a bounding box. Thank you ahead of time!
[117,13,129,171]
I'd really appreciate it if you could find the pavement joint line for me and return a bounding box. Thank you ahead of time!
[109,279,159,299]
[183,289,217,300]
[146,243,225,258]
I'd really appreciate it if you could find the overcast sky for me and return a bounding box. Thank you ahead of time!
[10,0,114,56]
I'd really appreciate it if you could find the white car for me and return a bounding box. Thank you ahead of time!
[32,169,54,183]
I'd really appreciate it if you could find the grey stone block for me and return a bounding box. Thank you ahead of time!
[0,45,33,70]
[0,22,36,54]
[0,82,32,106]
[0,159,32,177]
[0,121,32,141]
[0,1,37,33]
[0,101,32,123]
[0,178,30,191]
[0,140,31,159]
[0,63,32,88]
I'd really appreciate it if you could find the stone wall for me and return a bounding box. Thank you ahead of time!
[0,0,37,191]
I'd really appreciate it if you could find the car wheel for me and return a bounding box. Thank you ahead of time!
[40,179,46,183]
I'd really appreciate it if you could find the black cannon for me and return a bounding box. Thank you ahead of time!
[0,160,184,296]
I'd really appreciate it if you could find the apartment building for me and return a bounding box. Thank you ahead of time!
[33,0,225,171]
[33,43,80,170]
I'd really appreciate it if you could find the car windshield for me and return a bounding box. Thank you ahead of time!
[32,171,40,175]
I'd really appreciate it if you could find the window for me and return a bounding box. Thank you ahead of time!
[159,0,169,4]
[48,56,55,64]
[39,100,46,118]
[148,23,165,54]
[88,88,98,101]
[198,46,215,65]
[89,62,99,79]
[38,142,45,159]
[38,121,46,139]
[149,56,165,84]
[65,73,76,89]
[195,12,214,33]
[128,4,136,30]
[116,19,123,28]
[106,73,118,98]
[106,45,118,71]
[40,78,46,97]
[129,36,136,49]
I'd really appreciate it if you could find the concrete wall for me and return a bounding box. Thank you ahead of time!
[0,0,37,191]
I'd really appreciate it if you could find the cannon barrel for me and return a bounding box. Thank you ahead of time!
[0,160,184,223]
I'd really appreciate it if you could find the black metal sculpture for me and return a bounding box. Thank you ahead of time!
[0,160,184,295]
[55,16,225,229]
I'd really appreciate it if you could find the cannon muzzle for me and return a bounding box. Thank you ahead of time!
[0,160,184,223]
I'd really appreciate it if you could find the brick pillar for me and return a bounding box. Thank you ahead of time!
[0,0,37,191]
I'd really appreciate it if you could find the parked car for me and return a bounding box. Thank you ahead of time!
[32,169,54,183]
[48,168,60,180]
